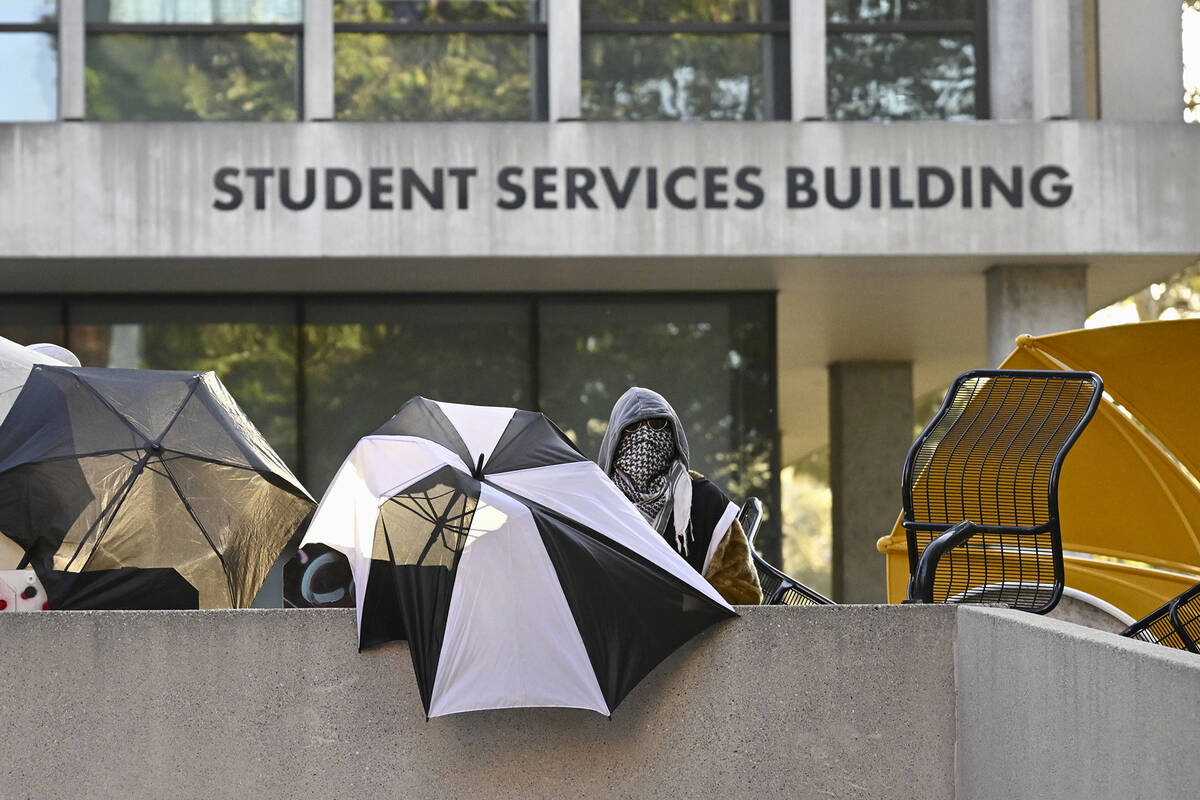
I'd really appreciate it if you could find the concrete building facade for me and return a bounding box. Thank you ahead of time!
[0,0,1193,601]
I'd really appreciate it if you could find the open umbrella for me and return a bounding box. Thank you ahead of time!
[0,365,314,609]
[880,319,1200,618]
[301,396,735,718]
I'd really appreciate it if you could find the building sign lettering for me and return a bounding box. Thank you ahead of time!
[212,164,1073,212]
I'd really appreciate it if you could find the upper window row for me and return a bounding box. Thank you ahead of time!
[0,0,983,122]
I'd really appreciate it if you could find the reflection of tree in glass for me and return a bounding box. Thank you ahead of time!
[537,299,779,559]
[582,34,764,120]
[138,323,300,468]
[333,0,537,121]
[582,0,765,22]
[827,32,974,120]
[826,0,975,25]
[580,0,776,120]
[86,33,298,120]
[301,310,531,492]
[334,33,533,121]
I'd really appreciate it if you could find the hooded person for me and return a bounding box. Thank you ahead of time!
[598,387,763,605]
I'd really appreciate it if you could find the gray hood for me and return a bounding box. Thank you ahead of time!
[597,387,695,555]
[597,387,690,475]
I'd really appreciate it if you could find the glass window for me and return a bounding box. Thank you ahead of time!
[0,299,64,349]
[302,298,533,492]
[84,0,302,120]
[581,0,790,121]
[333,0,547,121]
[826,0,984,120]
[538,295,779,542]
[66,299,300,470]
[0,1,57,121]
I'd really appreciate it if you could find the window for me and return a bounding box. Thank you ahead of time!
[333,0,547,121]
[83,0,302,121]
[537,295,778,545]
[302,297,533,490]
[826,0,986,120]
[5,293,776,603]
[0,1,57,121]
[581,0,790,121]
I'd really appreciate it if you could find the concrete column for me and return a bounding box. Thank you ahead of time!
[829,361,912,604]
[789,0,825,119]
[548,0,581,120]
[1096,0,1184,120]
[303,0,334,120]
[987,0,1034,119]
[57,0,85,120]
[985,264,1087,367]
[990,0,1077,120]
[1032,0,1072,119]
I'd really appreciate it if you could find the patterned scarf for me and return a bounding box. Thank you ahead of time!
[612,424,692,555]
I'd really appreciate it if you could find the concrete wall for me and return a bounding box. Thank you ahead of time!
[1097,0,1184,121]
[1,605,1196,798]
[0,606,958,800]
[1,122,1198,260]
[957,607,1200,800]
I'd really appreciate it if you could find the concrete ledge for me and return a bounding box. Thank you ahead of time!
[0,606,958,800]
[957,607,1200,800]
[5,605,1198,798]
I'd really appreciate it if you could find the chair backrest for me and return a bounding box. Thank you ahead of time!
[1121,581,1200,653]
[740,498,833,606]
[903,369,1103,613]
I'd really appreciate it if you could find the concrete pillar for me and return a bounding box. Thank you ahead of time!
[1033,0,1072,120]
[988,0,1034,119]
[548,0,581,120]
[990,0,1077,120]
[829,361,912,604]
[57,0,85,120]
[303,0,334,120]
[789,0,825,120]
[1096,0,1184,120]
[985,264,1087,367]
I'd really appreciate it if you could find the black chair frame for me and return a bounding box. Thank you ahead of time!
[1120,581,1200,654]
[902,369,1103,614]
[740,497,833,606]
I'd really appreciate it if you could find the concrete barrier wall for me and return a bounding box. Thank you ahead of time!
[0,606,958,800]
[956,607,1200,800]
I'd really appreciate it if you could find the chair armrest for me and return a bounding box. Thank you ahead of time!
[907,520,981,604]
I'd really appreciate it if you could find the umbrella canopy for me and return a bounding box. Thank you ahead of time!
[302,396,735,718]
[880,319,1200,617]
[0,365,314,608]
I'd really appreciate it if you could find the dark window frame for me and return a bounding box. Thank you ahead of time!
[826,0,990,119]
[0,22,56,32]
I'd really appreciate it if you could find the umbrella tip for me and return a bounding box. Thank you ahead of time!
[472,453,485,480]
[1016,333,1035,348]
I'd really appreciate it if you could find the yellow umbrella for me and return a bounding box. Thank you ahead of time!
[879,319,1200,618]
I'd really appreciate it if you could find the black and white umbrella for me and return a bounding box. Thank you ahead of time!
[301,397,735,717]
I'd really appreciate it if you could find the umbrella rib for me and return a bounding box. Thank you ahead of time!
[154,378,203,446]
[66,372,152,445]
[63,452,149,571]
[0,447,144,471]
[157,454,238,607]
[158,449,281,478]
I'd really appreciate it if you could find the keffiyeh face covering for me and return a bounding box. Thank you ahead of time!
[613,421,690,552]
[613,423,674,516]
